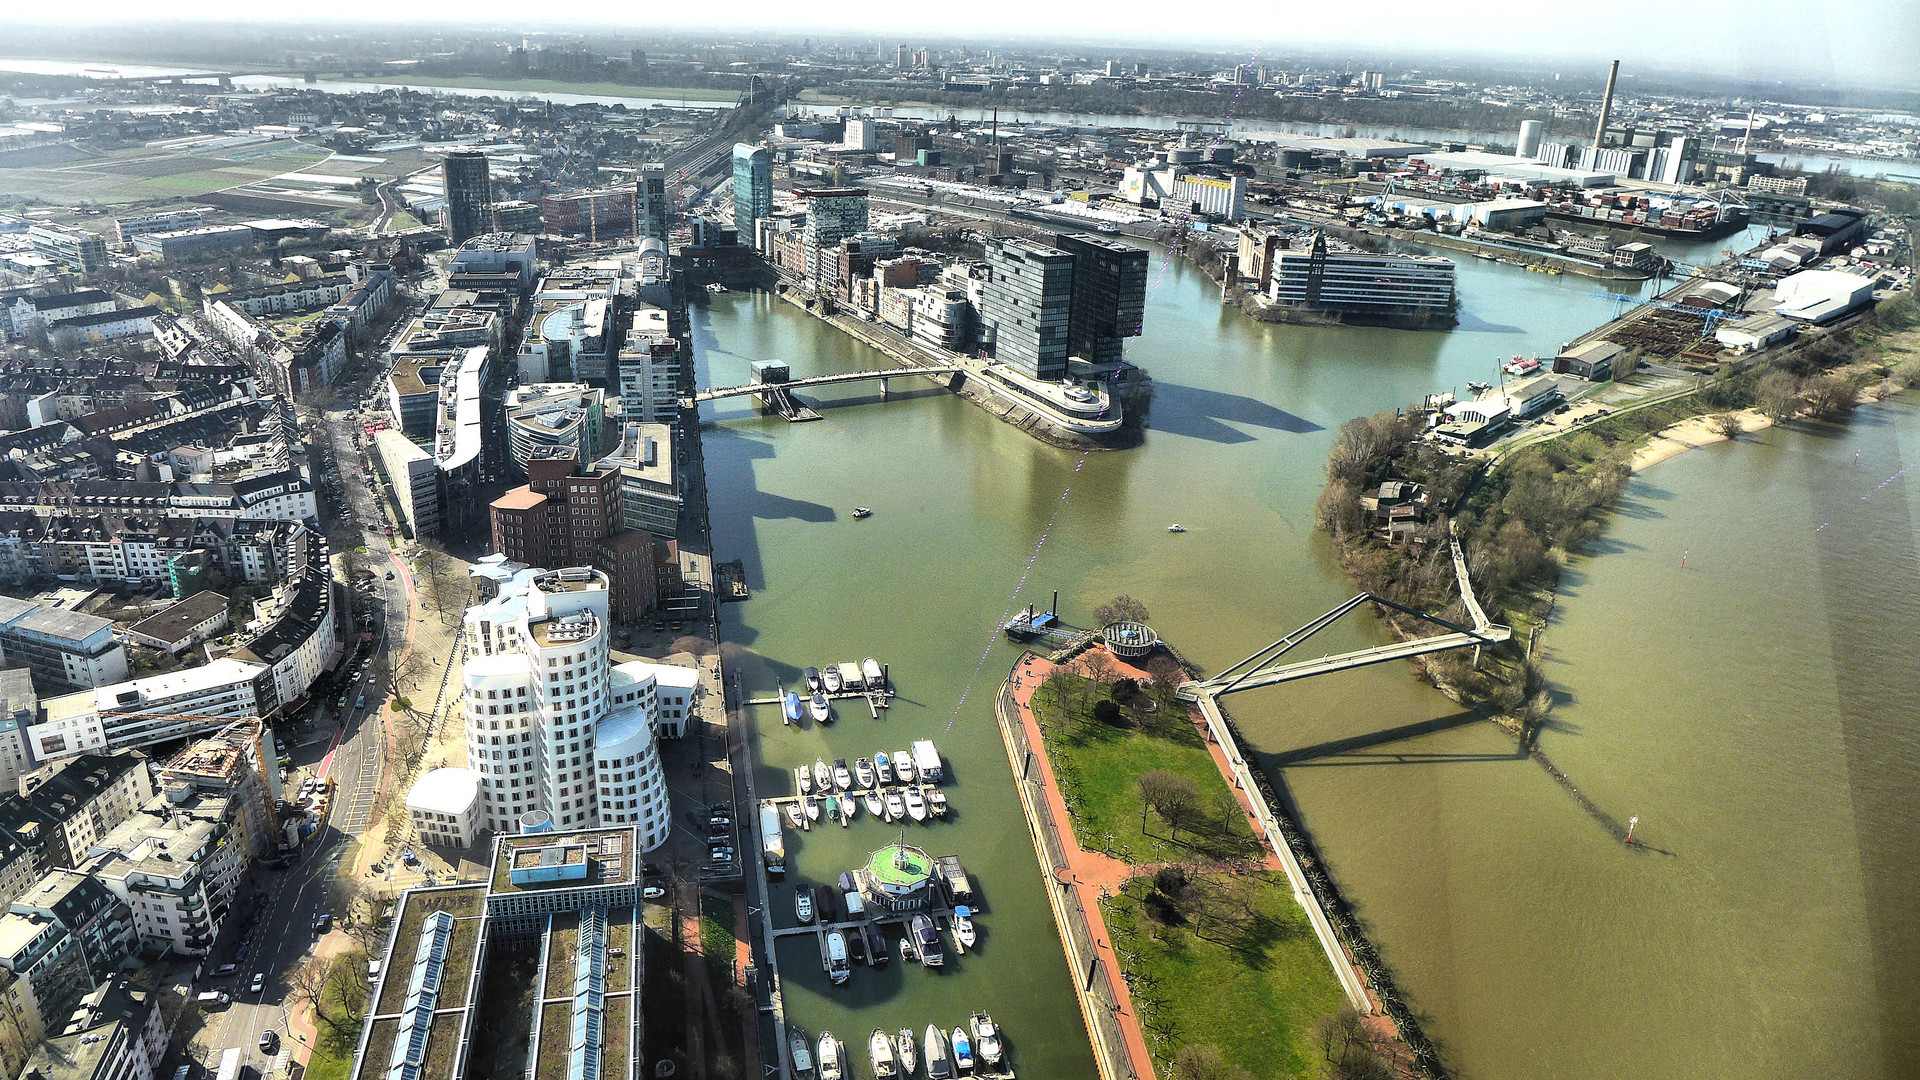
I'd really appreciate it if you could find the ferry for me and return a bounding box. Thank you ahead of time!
[783,692,803,724]
[952,905,977,948]
[869,1030,897,1078]
[854,757,876,789]
[924,1026,952,1079]
[969,1014,1004,1067]
[1502,355,1542,377]
[818,1032,844,1079]
[897,1030,917,1074]
[811,693,832,724]
[875,751,894,784]
[861,657,884,687]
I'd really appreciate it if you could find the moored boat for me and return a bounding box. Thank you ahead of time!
[833,759,853,790]
[869,1029,896,1078]
[861,657,884,687]
[904,787,928,822]
[892,751,915,783]
[822,794,839,821]
[854,757,876,789]
[896,1029,916,1075]
[927,789,948,817]
[825,933,851,986]
[803,795,820,822]
[818,1032,844,1080]
[840,794,856,824]
[811,693,832,723]
[796,766,813,794]
[875,752,893,784]
[912,914,943,967]
[883,789,905,822]
[952,905,976,948]
[804,666,822,692]
[968,1013,1002,1066]
[814,759,831,790]
[924,1026,951,1079]
[823,665,843,693]
[951,1028,973,1074]
[863,791,884,817]
[790,1028,814,1077]
[785,802,804,829]
[783,691,803,724]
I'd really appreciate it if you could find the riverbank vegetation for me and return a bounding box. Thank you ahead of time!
[1314,286,1919,721]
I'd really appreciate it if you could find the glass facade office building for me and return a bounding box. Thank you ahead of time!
[981,238,1075,380]
[1053,233,1149,366]
[441,151,493,245]
[732,145,772,247]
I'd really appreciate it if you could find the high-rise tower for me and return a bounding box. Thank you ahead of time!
[441,151,493,245]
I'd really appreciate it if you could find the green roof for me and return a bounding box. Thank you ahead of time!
[865,844,934,888]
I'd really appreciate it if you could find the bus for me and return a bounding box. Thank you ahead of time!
[214,1047,243,1080]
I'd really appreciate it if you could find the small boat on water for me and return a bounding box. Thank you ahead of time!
[897,1030,917,1075]
[790,1028,814,1077]
[783,691,803,724]
[863,790,884,817]
[803,796,821,822]
[804,666,823,692]
[833,759,853,791]
[863,922,887,966]
[848,929,868,965]
[796,766,813,795]
[785,802,804,829]
[796,889,815,924]
[969,1014,1002,1067]
[900,935,917,964]
[823,666,843,693]
[883,789,906,822]
[892,751,915,784]
[852,507,873,519]
[814,759,831,790]
[875,752,894,784]
[952,905,976,948]
[869,1030,896,1078]
[811,693,832,724]
[951,1028,974,1074]
[927,789,948,817]
[924,1026,951,1079]
[1167,523,1186,533]
[840,795,856,825]
[861,657,884,687]
[822,793,839,821]
[904,787,928,822]
[854,757,876,789]
[706,282,727,293]
[912,914,944,967]
[825,933,851,986]
[819,1032,844,1080]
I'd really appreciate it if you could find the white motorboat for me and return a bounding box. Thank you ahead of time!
[811,693,832,723]
[904,787,928,822]
[969,1014,1002,1067]
[814,759,831,790]
[823,665,843,693]
[875,752,894,784]
[840,795,856,824]
[952,905,976,948]
[854,757,876,789]
[900,935,917,964]
[804,667,823,692]
[825,932,851,986]
[818,1032,844,1080]
[896,1029,916,1075]
[790,1029,814,1077]
[833,759,853,791]
[863,791,884,817]
[784,803,804,829]
[803,796,820,822]
[883,789,906,822]
[1167,523,1186,533]
[795,766,813,795]
[927,789,948,817]
[861,657,884,687]
[869,1030,896,1078]
[924,1025,951,1079]
[951,1028,974,1074]
[892,751,915,784]
[795,889,815,925]
[851,507,873,519]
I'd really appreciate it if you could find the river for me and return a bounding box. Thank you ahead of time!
[688,246,1920,1080]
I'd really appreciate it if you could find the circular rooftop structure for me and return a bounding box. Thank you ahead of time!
[861,842,935,906]
[1103,621,1159,659]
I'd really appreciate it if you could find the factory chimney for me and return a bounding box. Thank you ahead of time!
[1592,59,1621,147]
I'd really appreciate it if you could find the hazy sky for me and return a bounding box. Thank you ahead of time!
[19,0,1920,90]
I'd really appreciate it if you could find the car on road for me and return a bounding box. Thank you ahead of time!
[368,959,382,979]
[314,914,332,934]
[385,571,395,580]
[642,886,667,900]
[258,1031,278,1053]
[213,963,238,977]
[249,973,265,993]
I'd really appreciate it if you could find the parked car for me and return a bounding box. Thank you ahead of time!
[642,886,667,900]
[212,963,238,977]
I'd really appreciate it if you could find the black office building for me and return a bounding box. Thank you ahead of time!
[1053,233,1149,367]
[442,151,494,245]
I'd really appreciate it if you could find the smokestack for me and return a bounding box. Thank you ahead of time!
[1592,60,1620,147]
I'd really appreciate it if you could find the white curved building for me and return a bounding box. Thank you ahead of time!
[459,565,672,848]
[407,767,482,847]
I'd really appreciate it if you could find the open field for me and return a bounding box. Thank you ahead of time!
[0,140,328,206]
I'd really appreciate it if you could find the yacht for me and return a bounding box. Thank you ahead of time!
[892,751,915,784]
[863,790,884,817]
[789,1029,814,1077]
[969,1014,1003,1067]
[875,752,894,785]
[795,766,813,795]
[783,692,803,724]
[851,507,873,519]
[823,666,843,693]
[833,759,853,790]
[952,905,976,948]
[869,1030,896,1078]
[840,794,857,824]
[814,759,831,790]
[804,667,823,692]
[924,1026,951,1079]
[811,693,832,724]
[818,1032,844,1080]
[912,914,944,967]
[1167,523,1186,533]
[854,757,876,789]
[784,802,804,829]
[861,657,884,687]
[795,889,815,924]
[928,789,949,817]
[904,787,928,822]
[951,1028,974,1074]
[825,933,851,986]
[896,1029,916,1075]
[883,789,906,822]
[803,796,820,822]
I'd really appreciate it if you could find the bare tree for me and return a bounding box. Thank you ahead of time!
[1711,411,1746,439]
[1755,370,1804,421]
[1093,594,1150,627]
[286,957,332,1023]
[1800,373,1859,419]
[1138,769,1201,840]
[1169,1045,1252,1080]
[1079,650,1118,692]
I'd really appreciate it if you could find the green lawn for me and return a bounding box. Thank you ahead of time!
[1030,672,1263,864]
[1104,871,1348,1079]
[699,893,735,985]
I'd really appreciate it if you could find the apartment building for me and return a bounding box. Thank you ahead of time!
[0,599,128,692]
[84,800,244,956]
[30,657,273,760]
[489,447,656,622]
[156,721,277,858]
[595,424,681,539]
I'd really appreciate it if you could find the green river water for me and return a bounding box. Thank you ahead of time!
[695,248,1918,1079]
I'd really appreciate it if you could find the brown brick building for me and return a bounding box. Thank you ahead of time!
[489,445,657,620]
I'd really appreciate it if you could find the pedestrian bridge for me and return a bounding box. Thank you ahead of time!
[1178,528,1510,700]
[692,365,965,403]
